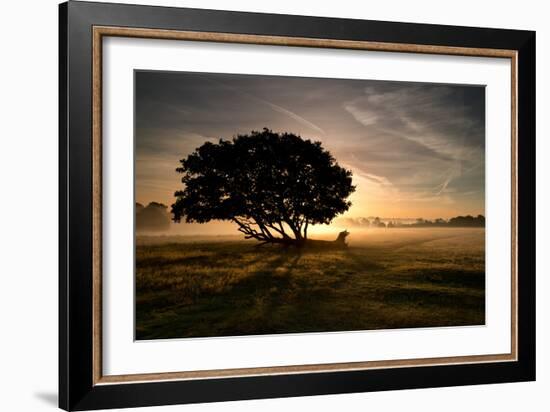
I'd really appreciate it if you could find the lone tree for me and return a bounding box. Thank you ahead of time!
[172,129,355,246]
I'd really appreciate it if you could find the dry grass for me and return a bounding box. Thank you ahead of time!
[136,228,485,339]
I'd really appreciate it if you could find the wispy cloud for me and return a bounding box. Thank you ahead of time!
[343,84,484,162]
[338,82,484,202]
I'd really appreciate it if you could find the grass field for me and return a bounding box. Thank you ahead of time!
[135,228,485,340]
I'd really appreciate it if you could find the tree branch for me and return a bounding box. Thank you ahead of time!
[266,222,290,239]
[232,217,268,241]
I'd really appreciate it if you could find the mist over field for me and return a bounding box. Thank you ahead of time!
[136,227,485,339]
[136,215,484,237]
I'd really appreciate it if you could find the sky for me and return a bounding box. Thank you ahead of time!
[135,70,485,234]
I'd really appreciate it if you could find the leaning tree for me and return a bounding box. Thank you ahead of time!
[171,128,355,246]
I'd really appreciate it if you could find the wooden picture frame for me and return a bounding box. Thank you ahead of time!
[59,1,535,410]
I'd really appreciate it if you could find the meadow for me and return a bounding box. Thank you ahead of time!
[135,228,485,340]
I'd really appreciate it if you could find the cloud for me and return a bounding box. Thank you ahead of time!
[344,103,379,126]
[343,83,484,161]
[337,82,485,201]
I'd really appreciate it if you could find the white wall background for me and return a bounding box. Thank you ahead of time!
[0,0,546,411]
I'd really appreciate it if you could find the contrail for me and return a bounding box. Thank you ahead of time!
[198,75,325,136]
[435,175,452,196]
[257,98,325,135]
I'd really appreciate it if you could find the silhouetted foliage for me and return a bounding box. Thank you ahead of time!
[392,215,485,228]
[340,215,485,228]
[448,214,485,227]
[372,216,386,228]
[172,128,355,245]
[136,202,171,232]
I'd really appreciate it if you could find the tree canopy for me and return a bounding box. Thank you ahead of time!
[171,129,355,245]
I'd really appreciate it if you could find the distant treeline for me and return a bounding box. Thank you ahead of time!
[136,201,486,232]
[136,202,171,232]
[341,215,485,228]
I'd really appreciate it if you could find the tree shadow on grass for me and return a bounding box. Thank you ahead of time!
[234,248,302,291]
[209,249,303,332]
[138,243,394,338]
[232,246,390,335]
[343,247,386,273]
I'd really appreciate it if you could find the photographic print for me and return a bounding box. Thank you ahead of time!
[135,71,486,340]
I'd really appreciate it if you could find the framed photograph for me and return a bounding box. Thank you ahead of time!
[59,1,536,410]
